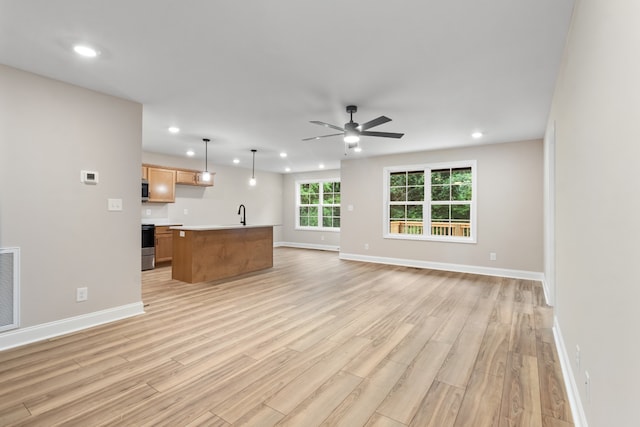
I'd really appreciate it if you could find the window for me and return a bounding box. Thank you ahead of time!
[384,161,476,242]
[296,179,341,230]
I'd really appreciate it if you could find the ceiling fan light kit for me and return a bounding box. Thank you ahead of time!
[304,105,404,149]
[344,117,360,143]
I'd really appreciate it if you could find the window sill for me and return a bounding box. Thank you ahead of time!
[383,233,476,244]
[295,227,341,232]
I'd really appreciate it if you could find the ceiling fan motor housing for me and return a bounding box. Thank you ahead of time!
[344,122,359,132]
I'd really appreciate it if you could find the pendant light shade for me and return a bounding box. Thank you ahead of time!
[249,149,257,186]
[202,138,211,182]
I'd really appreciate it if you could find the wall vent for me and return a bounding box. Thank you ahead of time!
[0,248,19,332]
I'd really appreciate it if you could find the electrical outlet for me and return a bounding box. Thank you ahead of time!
[585,371,591,403]
[576,345,581,369]
[489,252,497,261]
[76,287,88,302]
[320,235,325,241]
[146,209,151,216]
[364,243,369,250]
[184,209,189,215]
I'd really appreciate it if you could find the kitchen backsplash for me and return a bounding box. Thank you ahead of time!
[141,203,169,221]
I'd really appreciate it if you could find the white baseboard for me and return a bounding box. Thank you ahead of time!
[339,252,544,281]
[541,277,553,306]
[0,302,145,351]
[553,316,588,427]
[276,241,340,252]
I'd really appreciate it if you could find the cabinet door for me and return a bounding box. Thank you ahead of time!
[176,170,213,186]
[148,168,176,202]
[196,172,214,186]
[141,166,148,180]
[176,170,197,185]
[155,227,173,263]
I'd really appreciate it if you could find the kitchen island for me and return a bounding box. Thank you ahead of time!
[170,225,273,283]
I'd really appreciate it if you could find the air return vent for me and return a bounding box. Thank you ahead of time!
[0,248,19,332]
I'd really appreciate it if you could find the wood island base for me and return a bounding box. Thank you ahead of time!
[171,226,273,283]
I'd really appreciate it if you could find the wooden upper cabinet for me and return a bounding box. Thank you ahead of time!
[142,163,212,203]
[176,170,196,185]
[176,169,214,187]
[147,167,176,203]
[195,172,214,186]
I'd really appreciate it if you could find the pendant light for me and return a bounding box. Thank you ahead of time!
[201,138,211,182]
[249,149,257,186]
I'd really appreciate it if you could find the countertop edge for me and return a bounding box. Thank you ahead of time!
[170,224,277,231]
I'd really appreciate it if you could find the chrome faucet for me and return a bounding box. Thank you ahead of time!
[238,204,246,226]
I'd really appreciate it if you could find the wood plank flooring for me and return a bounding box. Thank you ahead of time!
[0,248,573,426]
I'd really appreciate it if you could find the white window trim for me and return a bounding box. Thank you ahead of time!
[382,160,477,243]
[295,178,341,232]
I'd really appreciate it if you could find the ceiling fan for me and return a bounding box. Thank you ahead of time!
[303,105,404,147]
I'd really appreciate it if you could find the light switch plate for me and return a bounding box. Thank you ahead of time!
[108,198,123,211]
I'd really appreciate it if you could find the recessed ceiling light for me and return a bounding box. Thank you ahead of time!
[73,44,98,58]
[471,131,483,139]
[186,150,195,157]
[319,163,325,169]
[233,158,240,164]
[280,152,287,158]
[285,167,291,172]
[168,126,180,134]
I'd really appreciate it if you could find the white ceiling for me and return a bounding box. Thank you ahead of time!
[0,0,575,173]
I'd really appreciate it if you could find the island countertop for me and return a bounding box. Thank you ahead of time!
[170,224,277,231]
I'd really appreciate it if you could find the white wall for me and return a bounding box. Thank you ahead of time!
[340,140,544,276]
[281,169,341,250]
[545,1,640,425]
[141,152,284,242]
[0,65,142,340]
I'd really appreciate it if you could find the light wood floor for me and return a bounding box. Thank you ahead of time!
[0,248,573,426]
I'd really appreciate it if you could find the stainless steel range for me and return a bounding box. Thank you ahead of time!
[141,224,155,271]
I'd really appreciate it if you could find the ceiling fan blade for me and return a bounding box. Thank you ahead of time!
[302,133,344,141]
[310,121,344,132]
[360,131,404,139]
[359,116,391,131]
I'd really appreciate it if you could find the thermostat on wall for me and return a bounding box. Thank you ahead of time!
[81,170,99,184]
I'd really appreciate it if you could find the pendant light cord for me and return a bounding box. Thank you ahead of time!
[251,149,255,178]
[203,138,209,172]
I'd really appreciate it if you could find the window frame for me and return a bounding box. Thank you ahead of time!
[295,178,341,232]
[383,160,477,243]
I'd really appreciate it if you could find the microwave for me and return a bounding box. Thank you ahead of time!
[142,179,149,202]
